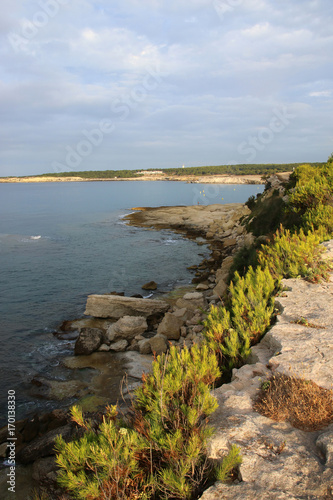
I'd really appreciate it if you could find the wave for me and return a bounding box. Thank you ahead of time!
[164,238,179,245]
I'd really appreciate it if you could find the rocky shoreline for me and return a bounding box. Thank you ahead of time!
[0,173,265,184]
[2,176,332,499]
[0,200,253,498]
[201,240,333,500]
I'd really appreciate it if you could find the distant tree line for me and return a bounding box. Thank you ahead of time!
[7,162,326,180]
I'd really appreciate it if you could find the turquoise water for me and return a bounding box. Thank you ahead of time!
[0,181,263,423]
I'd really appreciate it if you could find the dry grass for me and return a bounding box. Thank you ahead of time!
[253,374,333,431]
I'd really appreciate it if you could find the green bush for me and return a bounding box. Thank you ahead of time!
[288,162,333,235]
[55,345,241,500]
[56,406,151,500]
[132,344,220,499]
[203,304,247,372]
[204,266,277,373]
[258,226,331,283]
[229,266,277,345]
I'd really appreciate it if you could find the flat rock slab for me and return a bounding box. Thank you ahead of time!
[200,362,333,500]
[261,275,333,390]
[85,294,169,319]
[200,254,333,499]
[125,203,250,235]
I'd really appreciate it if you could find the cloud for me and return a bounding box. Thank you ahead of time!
[0,0,332,176]
[309,90,332,97]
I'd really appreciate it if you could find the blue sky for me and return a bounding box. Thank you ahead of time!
[1,0,333,176]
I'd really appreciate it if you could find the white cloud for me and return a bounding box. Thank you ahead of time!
[309,90,332,97]
[0,0,332,176]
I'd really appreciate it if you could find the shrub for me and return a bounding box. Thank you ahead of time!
[203,305,249,372]
[254,374,333,431]
[132,344,220,499]
[245,195,256,210]
[288,162,333,235]
[258,226,331,283]
[55,345,242,500]
[204,266,277,373]
[245,192,286,236]
[229,266,277,345]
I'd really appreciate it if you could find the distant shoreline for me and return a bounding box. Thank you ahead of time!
[0,173,268,185]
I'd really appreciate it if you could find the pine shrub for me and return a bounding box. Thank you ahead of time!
[203,266,277,372]
[229,266,277,345]
[288,162,333,235]
[55,345,242,500]
[132,344,220,499]
[258,226,331,283]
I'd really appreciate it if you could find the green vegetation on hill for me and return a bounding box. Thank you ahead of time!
[8,162,326,180]
[54,156,333,500]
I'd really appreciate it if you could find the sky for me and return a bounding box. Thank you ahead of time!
[0,0,333,177]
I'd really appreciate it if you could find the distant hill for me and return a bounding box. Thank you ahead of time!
[2,162,325,180]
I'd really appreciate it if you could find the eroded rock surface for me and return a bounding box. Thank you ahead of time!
[200,250,333,500]
[85,294,169,319]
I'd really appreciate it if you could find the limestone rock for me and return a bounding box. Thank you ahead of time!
[149,334,168,355]
[176,292,206,311]
[213,279,228,298]
[223,237,237,248]
[85,294,169,319]
[17,425,75,464]
[32,456,57,482]
[98,344,111,352]
[199,362,333,500]
[180,326,187,337]
[172,307,192,322]
[109,339,128,352]
[138,339,152,355]
[261,277,333,390]
[142,281,157,290]
[106,316,148,342]
[199,269,333,499]
[157,312,184,340]
[196,283,209,291]
[74,328,103,355]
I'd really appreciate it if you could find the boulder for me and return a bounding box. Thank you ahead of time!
[74,328,103,355]
[223,237,237,248]
[109,340,128,352]
[149,334,168,355]
[196,283,209,291]
[142,281,158,290]
[17,424,75,464]
[85,294,169,319]
[138,339,152,355]
[172,307,193,323]
[106,316,148,342]
[98,344,111,352]
[175,292,206,311]
[213,279,228,298]
[157,312,184,340]
[32,456,57,482]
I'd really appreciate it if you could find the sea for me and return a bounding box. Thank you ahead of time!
[0,180,264,426]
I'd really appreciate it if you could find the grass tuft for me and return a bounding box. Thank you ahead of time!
[254,374,333,431]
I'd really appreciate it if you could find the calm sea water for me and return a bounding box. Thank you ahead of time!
[0,181,263,424]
